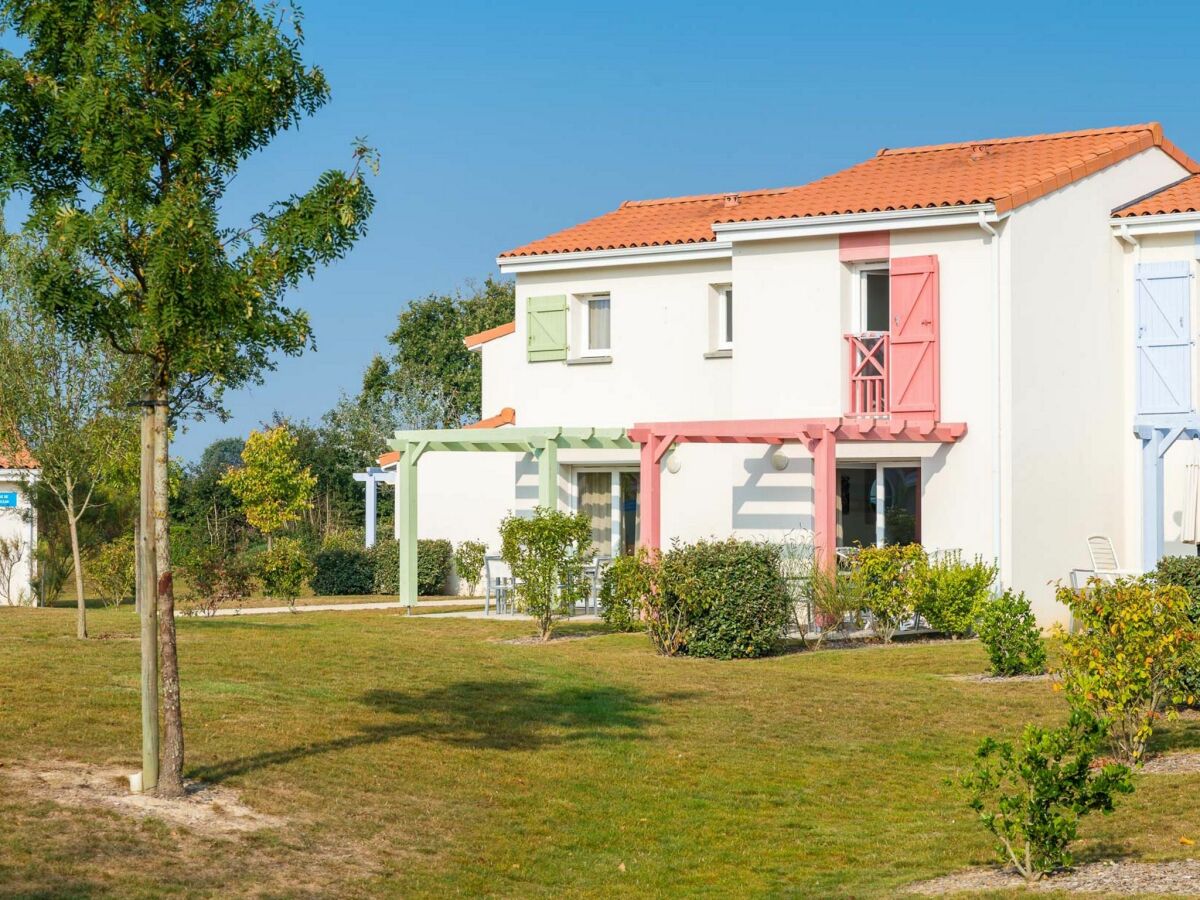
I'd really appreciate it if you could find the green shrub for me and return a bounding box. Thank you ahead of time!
[371,539,399,594]
[500,507,593,640]
[453,540,487,596]
[1056,577,1198,763]
[917,551,996,636]
[91,534,135,609]
[320,528,365,553]
[418,538,453,596]
[960,710,1133,882]
[977,589,1046,677]
[1152,555,1200,706]
[664,538,791,660]
[850,543,926,642]
[258,536,314,610]
[176,541,254,617]
[599,551,652,632]
[310,548,375,596]
[372,538,455,596]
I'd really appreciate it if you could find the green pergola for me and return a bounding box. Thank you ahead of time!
[386,426,635,606]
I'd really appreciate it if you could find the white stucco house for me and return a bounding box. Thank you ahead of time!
[375,123,1200,623]
[0,448,39,605]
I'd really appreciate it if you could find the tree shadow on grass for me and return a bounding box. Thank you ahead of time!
[192,679,691,784]
[1147,711,1200,754]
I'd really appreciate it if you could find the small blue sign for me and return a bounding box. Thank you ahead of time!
[0,492,17,508]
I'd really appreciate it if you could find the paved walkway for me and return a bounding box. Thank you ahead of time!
[191,598,482,618]
[416,610,602,622]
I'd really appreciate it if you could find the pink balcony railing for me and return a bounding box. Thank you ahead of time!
[845,332,889,416]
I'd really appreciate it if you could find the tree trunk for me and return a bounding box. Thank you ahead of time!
[153,392,186,798]
[138,400,159,792]
[66,490,87,640]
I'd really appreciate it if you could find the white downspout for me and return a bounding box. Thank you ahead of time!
[979,210,1004,584]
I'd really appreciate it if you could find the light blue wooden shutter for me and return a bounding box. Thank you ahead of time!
[527,295,568,362]
[1136,261,1193,415]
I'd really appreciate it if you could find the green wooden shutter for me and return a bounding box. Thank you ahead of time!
[527,295,568,362]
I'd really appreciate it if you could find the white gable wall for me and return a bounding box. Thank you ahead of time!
[1006,147,1191,623]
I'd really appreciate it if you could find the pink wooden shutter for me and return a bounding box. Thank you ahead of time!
[888,255,940,419]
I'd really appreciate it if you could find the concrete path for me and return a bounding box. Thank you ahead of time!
[188,598,482,618]
[416,609,602,622]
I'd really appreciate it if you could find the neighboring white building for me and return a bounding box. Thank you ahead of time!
[0,450,38,605]
[393,123,1200,623]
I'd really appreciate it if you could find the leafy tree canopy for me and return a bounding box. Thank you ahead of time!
[386,277,513,426]
[221,424,315,540]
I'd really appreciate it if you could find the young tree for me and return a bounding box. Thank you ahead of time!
[0,1,375,796]
[0,240,136,638]
[387,278,514,425]
[222,425,315,549]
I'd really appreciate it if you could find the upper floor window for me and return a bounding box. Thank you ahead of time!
[857,264,890,332]
[583,293,611,354]
[718,285,733,349]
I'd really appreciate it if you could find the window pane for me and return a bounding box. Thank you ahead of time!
[864,270,890,332]
[588,295,611,350]
[883,466,920,545]
[723,288,733,344]
[577,472,612,556]
[837,467,876,549]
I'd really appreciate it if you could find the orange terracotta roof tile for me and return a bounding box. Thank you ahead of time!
[377,450,399,467]
[1114,173,1200,217]
[502,124,1199,258]
[464,321,515,349]
[464,407,516,430]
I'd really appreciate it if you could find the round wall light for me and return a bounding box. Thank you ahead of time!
[666,449,682,474]
[770,450,790,471]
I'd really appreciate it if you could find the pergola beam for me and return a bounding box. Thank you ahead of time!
[629,417,968,570]
[383,425,636,606]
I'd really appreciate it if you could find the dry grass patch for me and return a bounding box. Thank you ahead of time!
[909,859,1200,895]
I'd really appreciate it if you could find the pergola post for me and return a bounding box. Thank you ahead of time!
[536,437,559,509]
[1141,427,1164,569]
[809,428,838,568]
[396,442,424,608]
[639,435,662,550]
[364,473,377,548]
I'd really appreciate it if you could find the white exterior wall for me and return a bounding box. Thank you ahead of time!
[1116,230,1200,564]
[1006,148,1191,623]
[411,146,1192,622]
[0,473,36,605]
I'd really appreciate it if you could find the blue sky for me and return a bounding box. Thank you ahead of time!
[17,1,1200,459]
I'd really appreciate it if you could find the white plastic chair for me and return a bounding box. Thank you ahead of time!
[1070,536,1139,588]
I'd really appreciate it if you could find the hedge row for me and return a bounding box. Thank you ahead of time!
[311,538,456,597]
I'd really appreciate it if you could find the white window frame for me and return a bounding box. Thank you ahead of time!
[853,262,890,334]
[837,459,920,547]
[717,284,733,350]
[579,292,612,357]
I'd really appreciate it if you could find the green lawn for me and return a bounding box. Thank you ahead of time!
[1,607,1197,898]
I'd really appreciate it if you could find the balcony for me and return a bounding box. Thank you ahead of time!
[845,332,889,416]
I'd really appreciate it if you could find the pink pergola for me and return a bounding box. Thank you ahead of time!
[627,417,967,565]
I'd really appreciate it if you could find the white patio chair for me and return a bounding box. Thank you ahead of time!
[483,555,511,615]
[1069,535,1139,588]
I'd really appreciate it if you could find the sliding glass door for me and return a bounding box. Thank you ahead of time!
[836,462,921,548]
[575,469,640,557]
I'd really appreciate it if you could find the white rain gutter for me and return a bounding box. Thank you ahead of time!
[498,204,1001,274]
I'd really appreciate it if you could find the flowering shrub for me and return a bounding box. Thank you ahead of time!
[1056,577,1199,763]
[453,540,488,596]
[850,543,926,642]
[960,710,1133,882]
[1152,555,1200,707]
[977,589,1046,677]
[91,534,136,609]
